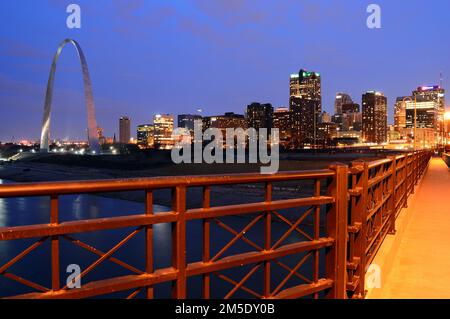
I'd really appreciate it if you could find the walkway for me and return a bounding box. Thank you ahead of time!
[367,156,450,298]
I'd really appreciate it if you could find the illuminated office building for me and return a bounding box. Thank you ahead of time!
[289,69,322,147]
[97,127,106,145]
[362,91,387,144]
[137,124,155,149]
[154,114,174,149]
[397,86,445,146]
[119,116,131,144]
[201,113,246,148]
[334,93,353,115]
[394,97,408,137]
[320,111,331,123]
[317,122,337,147]
[246,102,273,132]
[178,114,202,136]
[273,107,291,146]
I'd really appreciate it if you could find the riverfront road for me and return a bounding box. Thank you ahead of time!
[367,157,450,299]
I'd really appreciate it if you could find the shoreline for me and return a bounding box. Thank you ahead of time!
[0,153,384,208]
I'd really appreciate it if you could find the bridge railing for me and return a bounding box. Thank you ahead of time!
[442,152,450,168]
[345,150,432,298]
[0,151,431,299]
[0,168,349,299]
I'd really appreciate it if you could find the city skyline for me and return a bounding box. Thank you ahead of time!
[1,1,450,141]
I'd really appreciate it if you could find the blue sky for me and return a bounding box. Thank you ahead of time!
[1,0,450,141]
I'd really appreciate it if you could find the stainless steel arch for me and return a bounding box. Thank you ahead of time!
[40,39,100,153]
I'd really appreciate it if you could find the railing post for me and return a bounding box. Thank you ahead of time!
[202,186,211,299]
[264,182,272,298]
[172,186,187,299]
[326,163,348,299]
[50,195,60,292]
[414,151,419,186]
[347,160,369,298]
[145,190,154,299]
[387,156,396,235]
[405,154,410,203]
[411,153,414,191]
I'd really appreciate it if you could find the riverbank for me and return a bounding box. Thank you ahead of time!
[0,152,385,208]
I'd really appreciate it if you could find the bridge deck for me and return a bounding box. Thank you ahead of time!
[367,156,450,299]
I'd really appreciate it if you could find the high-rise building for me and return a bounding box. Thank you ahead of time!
[119,116,131,144]
[340,102,362,132]
[137,124,155,149]
[97,127,106,145]
[333,95,358,131]
[411,86,445,145]
[394,97,408,135]
[154,114,174,149]
[178,114,202,136]
[273,107,291,146]
[362,91,387,144]
[317,122,337,147]
[342,112,362,132]
[334,93,353,115]
[331,113,343,130]
[414,85,445,109]
[206,113,246,132]
[202,112,246,148]
[246,102,273,133]
[320,111,331,123]
[289,69,322,147]
[395,86,445,146]
[342,103,360,114]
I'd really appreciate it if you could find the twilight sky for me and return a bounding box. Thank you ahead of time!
[1,0,450,141]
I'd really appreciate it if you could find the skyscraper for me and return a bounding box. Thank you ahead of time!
[412,86,445,145]
[178,114,202,136]
[202,113,246,148]
[320,111,331,123]
[137,124,155,149]
[362,91,387,144]
[273,107,291,146]
[97,126,106,145]
[317,122,337,147]
[246,102,273,132]
[394,97,408,137]
[289,69,322,147]
[154,114,174,149]
[395,86,445,147]
[341,102,362,132]
[334,93,353,115]
[342,102,360,114]
[119,116,131,144]
[206,112,246,134]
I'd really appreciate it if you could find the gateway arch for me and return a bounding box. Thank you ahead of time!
[40,39,100,153]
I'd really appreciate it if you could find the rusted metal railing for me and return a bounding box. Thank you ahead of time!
[0,151,431,299]
[442,152,450,168]
[345,150,431,298]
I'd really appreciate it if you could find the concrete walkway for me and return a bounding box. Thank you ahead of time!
[367,157,450,299]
